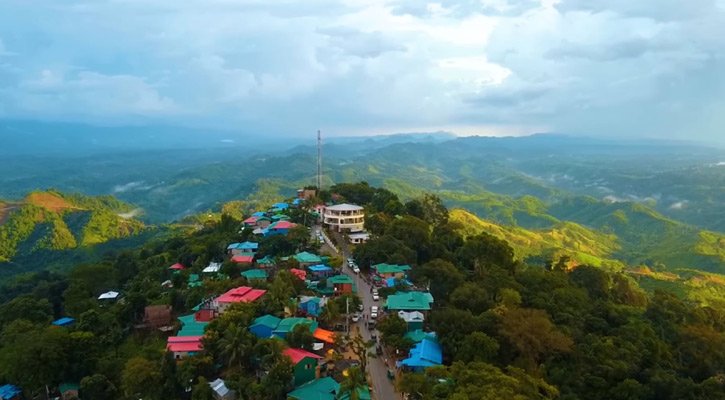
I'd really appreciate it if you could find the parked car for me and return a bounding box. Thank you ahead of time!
[371,331,377,341]
[353,266,360,274]
[370,306,378,319]
[372,293,379,301]
[351,314,360,322]
[376,345,383,355]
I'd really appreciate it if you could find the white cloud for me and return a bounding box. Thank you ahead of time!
[0,0,722,141]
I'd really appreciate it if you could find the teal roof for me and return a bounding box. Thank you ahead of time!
[386,292,434,311]
[257,255,275,264]
[251,314,282,330]
[273,317,318,334]
[373,263,411,274]
[241,269,268,280]
[188,281,203,288]
[60,383,80,393]
[404,330,438,343]
[288,376,338,400]
[328,275,354,284]
[295,252,323,264]
[178,314,209,336]
[189,274,200,282]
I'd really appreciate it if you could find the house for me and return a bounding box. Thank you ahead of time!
[292,198,303,206]
[178,314,210,336]
[167,336,203,359]
[189,274,202,288]
[169,263,185,271]
[386,292,433,313]
[210,378,236,400]
[284,348,322,386]
[385,277,412,289]
[298,296,328,318]
[348,232,370,244]
[297,188,316,200]
[231,253,255,264]
[243,216,272,229]
[290,268,307,281]
[144,305,174,330]
[372,263,411,279]
[230,241,260,255]
[313,327,335,344]
[256,255,275,268]
[272,318,318,339]
[399,338,442,372]
[252,211,266,217]
[308,264,332,279]
[161,279,173,289]
[404,330,437,344]
[241,269,268,281]
[272,214,291,221]
[0,384,21,400]
[52,317,75,327]
[327,275,355,295]
[214,286,267,313]
[323,204,365,233]
[98,291,120,301]
[250,315,282,339]
[263,220,295,237]
[397,311,424,331]
[59,383,79,400]
[287,376,371,400]
[295,252,323,267]
[272,202,290,210]
[203,262,222,274]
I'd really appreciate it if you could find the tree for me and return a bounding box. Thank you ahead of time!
[262,271,296,316]
[122,357,162,399]
[80,374,117,400]
[262,357,294,399]
[457,233,516,274]
[253,338,288,370]
[397,372,433,400]
[386,215,432,263]
[319,300,341,328]
[377,314,408,347]
[191,377,215,400]
[287,323,315,350]
[450,283,492,314]
[416,259,465,302]
[499,308,573,371]
[349,327,374,373]
[218,323,254,370]
[337,366,367,400]
[459,332,499,363]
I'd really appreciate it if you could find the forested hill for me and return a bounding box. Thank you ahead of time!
[0,190,146,264]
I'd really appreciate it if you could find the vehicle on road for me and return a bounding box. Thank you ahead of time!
[351,314,360,322]
[372,292,379,301]
[370,306,378,319]
[376,345,383,355]
[388,369,395,380]
[353,266,360,274]
[367,320,376,330]
[371,331,377,341]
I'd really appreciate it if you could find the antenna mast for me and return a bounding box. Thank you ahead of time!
[316,130,322,192]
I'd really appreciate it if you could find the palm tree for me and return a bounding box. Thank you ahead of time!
[255,338,288,369]
[319,301,341,328]
[337,366,367,400]
[218,323,252,370]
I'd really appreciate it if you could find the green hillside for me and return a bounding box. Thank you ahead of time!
[0,190,145,262]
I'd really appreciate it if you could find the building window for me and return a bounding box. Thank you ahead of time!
[305,364,312,370]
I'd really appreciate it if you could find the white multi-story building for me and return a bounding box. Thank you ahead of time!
[323,203,365,232]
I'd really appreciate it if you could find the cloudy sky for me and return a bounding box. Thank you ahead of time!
[0,0,723,140]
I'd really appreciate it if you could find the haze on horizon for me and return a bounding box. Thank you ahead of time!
[0,0,723,142]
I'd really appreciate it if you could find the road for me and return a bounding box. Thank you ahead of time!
[332,230,399,400]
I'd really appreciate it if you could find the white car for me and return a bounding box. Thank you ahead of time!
[351,314,360,322]
[370,306,378,318]
[372,293,379,301]
[353,266,360,274]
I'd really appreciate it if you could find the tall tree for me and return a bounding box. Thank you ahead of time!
[218,323,254,370]
[349,327,375,373]
[121,357,162,400]
[337,366,367,400]
[191,377,215,400]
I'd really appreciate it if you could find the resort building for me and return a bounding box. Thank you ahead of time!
[323,204,364,233]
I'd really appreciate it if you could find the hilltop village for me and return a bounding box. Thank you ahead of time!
[3,182,725,400]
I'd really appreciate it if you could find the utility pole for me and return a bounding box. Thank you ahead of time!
[345,296,350,334]
[316,130,322,193]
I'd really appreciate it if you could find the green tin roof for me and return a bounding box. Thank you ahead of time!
[328,275,354,284]
[372,263,411,274]
[257,255,275,264]
[251,314,282,330]
[178,314,209,336]
[273,317,318,334]
[287,376,372,400]
[295,252,323,264]
[59,383,80,393]
[386,292,434,311]
[189,274,200,282]
[241,269,268,280]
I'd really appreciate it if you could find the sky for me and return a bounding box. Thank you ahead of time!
[0,0,724,141]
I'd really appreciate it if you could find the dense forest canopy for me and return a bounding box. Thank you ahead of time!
[1,182,725,399]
